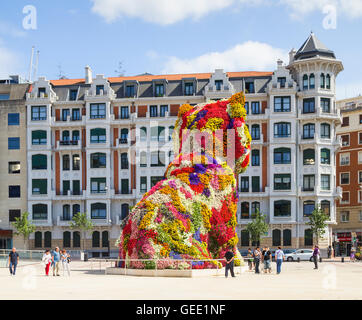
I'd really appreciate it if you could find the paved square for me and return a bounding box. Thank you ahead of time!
[0,261,361,300]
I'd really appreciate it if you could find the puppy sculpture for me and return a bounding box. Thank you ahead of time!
[118,92,251,269]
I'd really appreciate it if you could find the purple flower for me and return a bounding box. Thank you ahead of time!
[194,164,206,174]
[168,180,177,189]
[202,188,211,197]
[193,228,202,243]
[227,118,234,129]
[189,173,200,185]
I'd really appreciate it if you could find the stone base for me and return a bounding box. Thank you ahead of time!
[105,267,228,278]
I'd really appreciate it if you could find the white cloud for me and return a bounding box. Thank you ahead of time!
[0,39,20,78]
[91,0,234,25]
[161,41,288,74]
[336,81,362,100]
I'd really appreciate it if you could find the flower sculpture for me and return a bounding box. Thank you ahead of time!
[117,92,251,269]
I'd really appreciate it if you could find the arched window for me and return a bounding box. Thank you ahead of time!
[158,126,165,142]
[274,122,291,138]
[272,229,281,246]
[32,130,47,145]
[321,200,330,216]
[320,73,325,88]
[63,231,71,247]
[251,201,260,214]
[121,153,129,169]
[63,154,70,171]
[240,230,249,247]
[303,123,315,139]
[283,229,292,246]
[140,127,147,141]
[121,203,129,220]
[309,73,315,89]
[72,204,80,217]
[32,204,48,220]
[73,231,80,248]
[169,150,174,162]
[169,126,174,141]
[140,151,147,167]
[92,231,100,247]
[72,154,80,170]
[44,231,52,248]
[90,128,106,143]
[151,126,158,141]
[91,203,106,219]
[303,74,308,90]
[303,200,315,217]
[320,123,330,139]
[303,149,315,165]
[320,148,330,164]
[34,231,42,248]
[102,231,109,248]
[32,154,47,170]
[326,74,331,89]
[63,205,71,221]
[241,202,250,219]
[120,129,128,144]
[274,148,291,164]
[304,229,313,246]
[62,130,70,142]
[251,124,260,140]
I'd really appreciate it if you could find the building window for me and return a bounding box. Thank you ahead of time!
[140,177,147,193]
[184,82,194,95]
[32,179,47,195]
[303,149,315,165]
[72,154,80,171]
[321,98,330,113]
[72,130,80,142]
[8,162,20,174]
[9,210,21,222]
[303,74,308,90]
[73,180,80,195]
[32,130,47,145]
[63,205,71,221]
[251,176,260,192]
[92,231,100,247]
[360,114,362,124]
[274,174,291,190]
[32,204,47,220]
[102,231,109,248]
[150,105,158,117]
[326,74,331,89]
[90,103,106,119]
[245,81,255,93]
[240,177,249,192]
[277,77,286,88]
[240,230,249,247]
[251,124,260,140]
[73,232,81,248]
[150,151,165,167]
[155,83,165,97]
[341,117,349,127]
[73,204,80,217]
[90,128,106,143]
[91,203,107,219]
[309,74,315,89]
[341,135,349,147]
[321,200,330,216]
[63,231,71,248]
[340,172,350,185]
[303,123,315,139]
[140,127,147,141]
[283,229,292,246]
[303,201,315,217]
[251,150,260,166]
[340,153,350,166]
[341,192,350,204]
[8,137,20,150]
[9,185,20,198]
[320,123,330,139]
[215,80,223,91]
[251,201,260,214]
[303,98,315,113]
[272,229,281,246]
[69,89,78,101]
[320,148,330,164]
[304,229,313,246]
[31,106,47,121]
[91,153,106,168]
[320,73,325,88]
[96,85,104,95]
[274,122,291,138]
[274,148,291,164]
[274,96,291,112]
[244,102,249,114]
[169,126,174,141]
[121,204,129,220]
[160,105,168,117]
[140,151,147,167]
[251,102,260,114]
[359,191,362,203]
[120,106,129,119]
[34,232,42,248]
[125,85,135,97]
[63,180,70,195]
[359,171,362,184]
[359,151,362,164]
[120,128,128,144]
[32,154,47,170]
[44,231,51,248]
[72,108,81,121]
[62,109,70,121]
[240,202,250,219]
[359,132,362,145]
[303,175,315,191]
[274,200,291,217]
[38,87,46,97]
[321,174,330,190]
[0,93,10,100]
[91,178,106,194]
[8,113,19,125]
[121,153,129,169]
[63,155,70,171]
[340,211,349,222]
[62,130,70,143]
[151,176,164,187]
[158,126,165,142]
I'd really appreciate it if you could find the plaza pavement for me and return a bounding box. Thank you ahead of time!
[0,260,361,300]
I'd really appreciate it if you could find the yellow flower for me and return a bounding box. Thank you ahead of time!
[203,118,224,131]
[229,92,245,106]
[178,103,193,118]
[200,203,212,230]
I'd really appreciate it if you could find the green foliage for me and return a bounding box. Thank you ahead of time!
[144,260,156,269]
[307,206,329,245]
[246,209,269,244]
[70,212,94,250]
[12,212,36,248]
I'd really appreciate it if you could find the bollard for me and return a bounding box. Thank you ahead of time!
[297,257,300,263]
[341,257,344,263]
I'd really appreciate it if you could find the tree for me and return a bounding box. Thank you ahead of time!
[307,206,329,245]
[70,212,94,251]
[12,212,36,249]
[246,209,269,246]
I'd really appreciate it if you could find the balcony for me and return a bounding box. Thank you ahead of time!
[112,189,136,199]
[114,138,131,149]
[91,218,112,226]
[238,187,269,198]
[26,91,57,103]
[85,88,115,100]
[55,140,81,150]
[31,219,52,227]
[246,109,270,121]
[51,115,85,127]
[53,190,85,200]
[56,216,72,227]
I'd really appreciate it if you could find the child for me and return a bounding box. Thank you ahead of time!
[42,250,52,276]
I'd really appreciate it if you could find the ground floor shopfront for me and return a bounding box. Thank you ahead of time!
[332,230,362,256]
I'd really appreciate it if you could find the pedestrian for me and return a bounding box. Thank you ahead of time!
[313,245,320,269]
[224,248,235,278]
[254,247,261,274]
[350,247,355,262]
[52,247,61,276]
[42,249,52,276]
[327,245,332,259]
[262,246,272,274]
[275,246,285,274]
[247,248,253,271]
[8,247,19,276]
[61,249,71,276]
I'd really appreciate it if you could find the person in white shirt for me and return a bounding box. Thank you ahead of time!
[275,246,285,274]
[61,249,71,276]
[42,250,52,276]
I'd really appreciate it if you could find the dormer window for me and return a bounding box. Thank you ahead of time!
[96,85,104,95]
[38,87,46,98]
[184,82,194,96]
[277,77,286,88]
[126,85,135,98]
[155,83,164,97]
[245,81,255,94]
[69,89,78,101]
[215,80,223,91]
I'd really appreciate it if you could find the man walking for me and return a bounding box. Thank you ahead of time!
[254,247,261,274]
[313,245,320,269]
[224,248,235,278]
[52,247,61,276]
[262,246,272,274]
[8,247,19,276]
[275,246,285,274]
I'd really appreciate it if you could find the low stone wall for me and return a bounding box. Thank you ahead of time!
[105,267,224,277]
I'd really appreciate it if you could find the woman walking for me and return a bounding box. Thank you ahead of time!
[61,249,71,276]
[42,249,52,276]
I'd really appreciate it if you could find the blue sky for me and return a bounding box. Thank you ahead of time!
[0,0,361,99]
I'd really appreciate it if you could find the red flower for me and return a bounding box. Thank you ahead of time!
[189,183,204,194]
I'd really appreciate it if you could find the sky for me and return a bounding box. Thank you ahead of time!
[0,0,362,99]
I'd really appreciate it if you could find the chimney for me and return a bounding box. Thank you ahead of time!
[85,65,92,84]
[289,49,296,64]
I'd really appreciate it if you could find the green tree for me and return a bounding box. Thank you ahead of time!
[69,212,94,251]
[12,212,36,249]
[246,209,269,246]
[307,206,329,245]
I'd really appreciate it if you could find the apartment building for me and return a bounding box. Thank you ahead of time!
[334,97,362,256]
[25,33,343,256]
[0,77,29,249]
